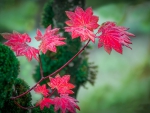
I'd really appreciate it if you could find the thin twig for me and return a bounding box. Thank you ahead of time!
[14,100,39,110]
[10,40,90,100]
[39,55,44,78]
[10,78,43,99]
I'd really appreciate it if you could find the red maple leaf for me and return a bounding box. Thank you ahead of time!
[37,97,54,110]
[65,6,99,42]
[53,94,80,113]
[35,25,66,54]
[34,84,49,97]
[1,31,31,43]
[48,74,75,94]
[97,21,135,54]
[1,31,39,61]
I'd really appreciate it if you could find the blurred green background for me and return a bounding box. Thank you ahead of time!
[0,0,150,113]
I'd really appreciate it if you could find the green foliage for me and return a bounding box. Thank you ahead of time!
[14,78,32,108]
[33,0,97,97]
[42,0,54,28]
[75,59,97,85]
[1,78,32,113]
[0,43,19,109]
[32,106,55,113]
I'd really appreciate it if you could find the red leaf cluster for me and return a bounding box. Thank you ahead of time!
[35,25,66,54]
[97,22,135,54]
[37,98,53,110]
[1,31,39,61]
[48,74,75,94]
[65,6,99,42]
[34,84,49,97]
[34,74,79,113]
[53,94,80,113]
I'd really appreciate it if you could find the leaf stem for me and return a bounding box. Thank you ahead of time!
[48,89,56,97]
[10,40,90,100]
